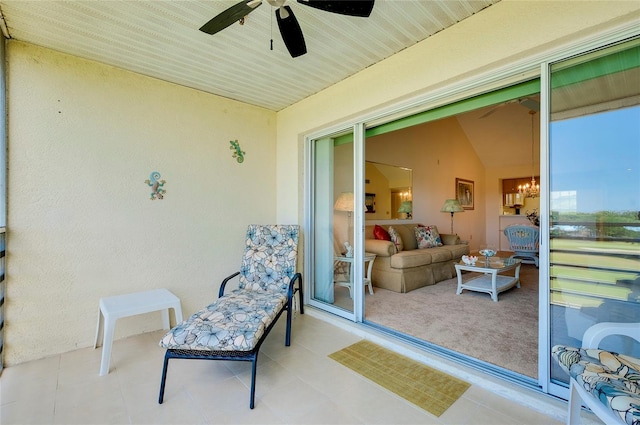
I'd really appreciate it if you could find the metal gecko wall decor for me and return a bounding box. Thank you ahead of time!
[230,140,245,163]
[145,171,166,200]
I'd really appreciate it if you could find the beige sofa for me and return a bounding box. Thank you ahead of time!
[364,223,470,293]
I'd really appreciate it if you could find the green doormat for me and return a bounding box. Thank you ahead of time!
[329,340,470,417]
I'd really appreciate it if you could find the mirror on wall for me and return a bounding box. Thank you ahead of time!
[365,161,413,220]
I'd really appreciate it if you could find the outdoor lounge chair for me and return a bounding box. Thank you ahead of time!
[158,224,303,409]
[552,322,640,424]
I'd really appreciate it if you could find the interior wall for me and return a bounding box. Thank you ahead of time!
[6,41,277,365]
[364,114,540,251]
[364,162,390,220]
[486,165,541,248]
[366,117,485,249]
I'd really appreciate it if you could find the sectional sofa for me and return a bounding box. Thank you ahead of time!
[364,223,470,293]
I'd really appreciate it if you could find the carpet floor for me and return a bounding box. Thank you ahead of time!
[329,340,471,417]
[364,264,539,378]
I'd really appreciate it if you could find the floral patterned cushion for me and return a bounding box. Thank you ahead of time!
[238,224,299,294]
[388,226,403,253]
[160,289,287,351]
[414,225,443,249]
[160,224,299,352]
[552,344,640,425]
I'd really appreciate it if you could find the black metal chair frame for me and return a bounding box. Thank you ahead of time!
[158,271,304,409]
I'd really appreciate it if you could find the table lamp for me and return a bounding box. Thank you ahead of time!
[398,201,412,219]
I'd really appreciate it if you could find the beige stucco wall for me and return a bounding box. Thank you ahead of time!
[275,1,640,243]
[4,1,639,366]
[6,41,277,365]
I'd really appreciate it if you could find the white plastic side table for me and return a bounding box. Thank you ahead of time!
[94,288,183,376]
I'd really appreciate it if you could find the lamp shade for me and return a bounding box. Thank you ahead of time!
[334,192,354,212]
[513,193,524,206]
[397,201,413,213]
[440,199,464,213]
[505,193,515,207]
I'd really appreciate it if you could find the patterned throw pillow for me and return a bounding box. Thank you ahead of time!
[373,224,391,241]
[414,225,443,249]
[388,226,403,253]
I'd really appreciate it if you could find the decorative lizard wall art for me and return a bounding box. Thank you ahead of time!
[145,171,166,200]
[230,140,245,163]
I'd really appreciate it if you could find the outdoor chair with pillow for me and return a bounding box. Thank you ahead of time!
[552,322,640,425]
[504,224,540,267]
[158,224,303,409]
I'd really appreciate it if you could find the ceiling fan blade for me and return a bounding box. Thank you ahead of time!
[519,98,540,112]
[479,105,502,119]
[199,0,262,35]
[479,97,539,119]
[276,6,307,58]
[297,0,375,17]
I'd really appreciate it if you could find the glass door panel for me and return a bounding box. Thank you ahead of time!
[308,131,357,317]
[548,39,640,392]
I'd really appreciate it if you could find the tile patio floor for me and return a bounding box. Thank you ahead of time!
[1,310,602,424]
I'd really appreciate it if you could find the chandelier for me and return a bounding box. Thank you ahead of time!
[519,111,540,198]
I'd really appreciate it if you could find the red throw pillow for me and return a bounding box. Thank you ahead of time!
[373,225,391,241]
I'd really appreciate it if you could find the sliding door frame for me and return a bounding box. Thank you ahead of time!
[538,61,552,393]
[304,123,366,321]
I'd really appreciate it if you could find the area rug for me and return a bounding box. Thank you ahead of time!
[363,263,540,378]
[329,340,470,417]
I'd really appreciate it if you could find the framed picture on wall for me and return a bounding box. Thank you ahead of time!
[365,193,376,213]
[456,178,474,210]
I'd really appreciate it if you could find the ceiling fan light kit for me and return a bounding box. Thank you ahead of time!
[199,0,375,58]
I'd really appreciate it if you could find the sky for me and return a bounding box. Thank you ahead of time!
[550,105,640,213]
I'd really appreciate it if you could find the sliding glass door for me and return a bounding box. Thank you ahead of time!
[546,38,640,396]
[303,32,639,399]
[307,126,366,320]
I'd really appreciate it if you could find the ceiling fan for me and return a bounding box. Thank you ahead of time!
[199,0,375,58]
[479,97,540,119]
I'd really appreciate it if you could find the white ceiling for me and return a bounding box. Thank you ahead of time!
[0,0,498,111]
[0,0,543,171]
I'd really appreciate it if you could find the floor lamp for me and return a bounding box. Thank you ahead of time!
[334,192,354,256]
[440,199,464,234]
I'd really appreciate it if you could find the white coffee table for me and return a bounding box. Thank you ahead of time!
[454,258,521,302]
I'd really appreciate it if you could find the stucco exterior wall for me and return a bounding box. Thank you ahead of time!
[4,1,639,366]
[6,41,277,365]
